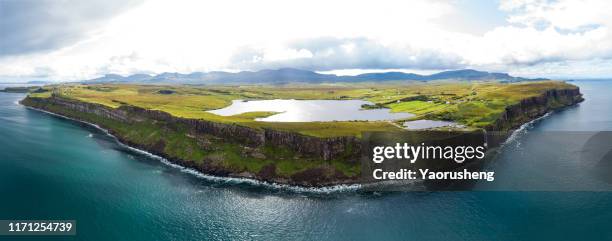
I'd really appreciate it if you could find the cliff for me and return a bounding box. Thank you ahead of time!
[486,88,583,131]
[19,86,583,187]
[20,95,361,186]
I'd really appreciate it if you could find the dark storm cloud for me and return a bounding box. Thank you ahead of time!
[229,37,465,71]
[0,0,142,57]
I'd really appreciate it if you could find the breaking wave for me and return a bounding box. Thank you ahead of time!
[25,105,362,194]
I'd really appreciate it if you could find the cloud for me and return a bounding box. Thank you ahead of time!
[2,0,612,81]
[487,0,612,66]
[228,0,612,75]
[229,37,465,71]
[500,0,612,30]
[0,0,142,57]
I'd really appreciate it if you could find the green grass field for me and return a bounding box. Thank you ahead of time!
[24,81,580,180]
[32,81,579,136]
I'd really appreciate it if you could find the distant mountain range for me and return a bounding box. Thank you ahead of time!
[84,68,545,85]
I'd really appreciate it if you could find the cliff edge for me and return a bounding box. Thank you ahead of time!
[20,85,583,187]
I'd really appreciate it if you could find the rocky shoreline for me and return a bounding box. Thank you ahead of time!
[487,88,584,131]
[21,96,361,187]
[20,87,583,187]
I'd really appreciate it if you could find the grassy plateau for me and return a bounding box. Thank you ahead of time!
[30,81,578,137]
[23,81,580,183]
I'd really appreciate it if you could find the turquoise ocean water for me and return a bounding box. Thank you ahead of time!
[1,80,611,240]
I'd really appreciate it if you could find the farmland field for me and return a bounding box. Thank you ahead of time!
[31,81,578,137]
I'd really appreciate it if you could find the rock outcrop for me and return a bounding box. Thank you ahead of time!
[20,86,583,187]
[487,88,583,131]
[23,96,359,161]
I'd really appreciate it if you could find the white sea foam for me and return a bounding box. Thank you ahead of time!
[25,105,362,194]
[501,112,552,147]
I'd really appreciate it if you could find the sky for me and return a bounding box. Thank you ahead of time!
[1,0,612,82]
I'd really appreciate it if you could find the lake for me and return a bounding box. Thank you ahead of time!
[403,119,461,129]
[1,80,612,241]
[208,99,414,122]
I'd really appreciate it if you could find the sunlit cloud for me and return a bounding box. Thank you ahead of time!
[1,0,612,81]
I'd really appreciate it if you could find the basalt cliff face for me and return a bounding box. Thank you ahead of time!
[20,95,361,186]
[486,88,583,132]
[20,86,583,187]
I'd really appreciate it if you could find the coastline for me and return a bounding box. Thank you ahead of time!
[22,104,363,194]
[19,86,584,188]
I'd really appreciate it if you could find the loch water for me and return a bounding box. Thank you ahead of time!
[1,80,612,241]
[208,99,413,122]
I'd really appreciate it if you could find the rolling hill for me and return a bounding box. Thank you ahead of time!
[84,68,540,85]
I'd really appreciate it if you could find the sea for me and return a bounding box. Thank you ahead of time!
[0,80,611,241]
